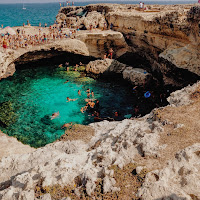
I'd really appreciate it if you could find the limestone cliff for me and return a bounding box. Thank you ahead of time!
[58,4,200,87]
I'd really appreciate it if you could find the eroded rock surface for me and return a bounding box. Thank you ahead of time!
[86,58,152,85]
[138,144,200,200]
[58,4,200,86]
[0,82,200,199]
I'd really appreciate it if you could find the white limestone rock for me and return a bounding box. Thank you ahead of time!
[39,193,52,200]
[137,144,200,200]
[167,81,200,106]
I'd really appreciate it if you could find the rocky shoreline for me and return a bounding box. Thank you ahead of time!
[0,3,200,200]
[0,81,200,200]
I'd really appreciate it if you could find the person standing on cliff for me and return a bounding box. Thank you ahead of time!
[3,38,8,52]
[108,48,114,59]
[139,2,143,9]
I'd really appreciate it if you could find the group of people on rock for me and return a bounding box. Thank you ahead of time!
[139,2,145,9]
[59,1,75,7]
[0,23,79,52]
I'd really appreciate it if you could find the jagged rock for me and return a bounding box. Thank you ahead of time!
[86,58,128,75]
[137,144,200,200]
[123,67,152,86]
[56,13,66,23]
[0,78,200,198]
[86,58,152,85]
[0,131,34,160]
[57,4,200,86]
[83,11,107,29]
[167,81,200,106]
[65,17,77,27]
[136,166,144,174]
[39,193,52,200]
[86,58,113,74]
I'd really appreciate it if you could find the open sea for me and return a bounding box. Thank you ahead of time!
[0,1,197,27]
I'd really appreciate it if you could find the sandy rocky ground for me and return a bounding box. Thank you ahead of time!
[0,81,199,200]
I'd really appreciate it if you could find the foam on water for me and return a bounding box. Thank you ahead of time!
[0,65,135,147]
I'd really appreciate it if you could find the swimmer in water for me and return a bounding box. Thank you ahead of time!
[85,98,96,102]
[89,101,95,108]
[64,80,69,84]
[50,111,60,120]
[78,90,81,95]
[66,97,78,102]
[87,92,91,98]
[61,122,73,129]
[86,88,90,93]
[91,91,94,97]
[81,105,88,113]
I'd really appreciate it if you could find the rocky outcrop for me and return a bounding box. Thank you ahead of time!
[76,30,128,58]
[123,67,152,86]
[0,81,200,199]
[58,4,200,87]
[137,144,200,200]
[86,58,152,85]
[0,131,34,160]
[0,30,128,80]
[0,39,89,80]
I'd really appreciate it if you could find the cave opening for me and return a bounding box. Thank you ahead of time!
[1,50,198,148]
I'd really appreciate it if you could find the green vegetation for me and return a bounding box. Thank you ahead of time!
[0,101,17,127]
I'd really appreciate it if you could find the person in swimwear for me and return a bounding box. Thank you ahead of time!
[50,111,60,120]
[66,97,78,102]
[78,90,81,95]
[80,105,88,113]
[61,122,73,129]
[64,80,69,84]
[3,38,8,52]
[108,48,114,59]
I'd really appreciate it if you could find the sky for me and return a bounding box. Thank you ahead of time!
[0,0,195,3]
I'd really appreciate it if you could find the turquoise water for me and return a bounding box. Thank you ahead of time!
[0,1,197,27]
[0,65,136,147]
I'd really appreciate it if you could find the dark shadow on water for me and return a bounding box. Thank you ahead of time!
[15,50,96,70]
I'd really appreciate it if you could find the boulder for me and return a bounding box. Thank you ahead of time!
[86,59,127,75]
[123,67,152,86]
[83,11,107,30]
[86,59,113,74]
[56,13,67,23]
